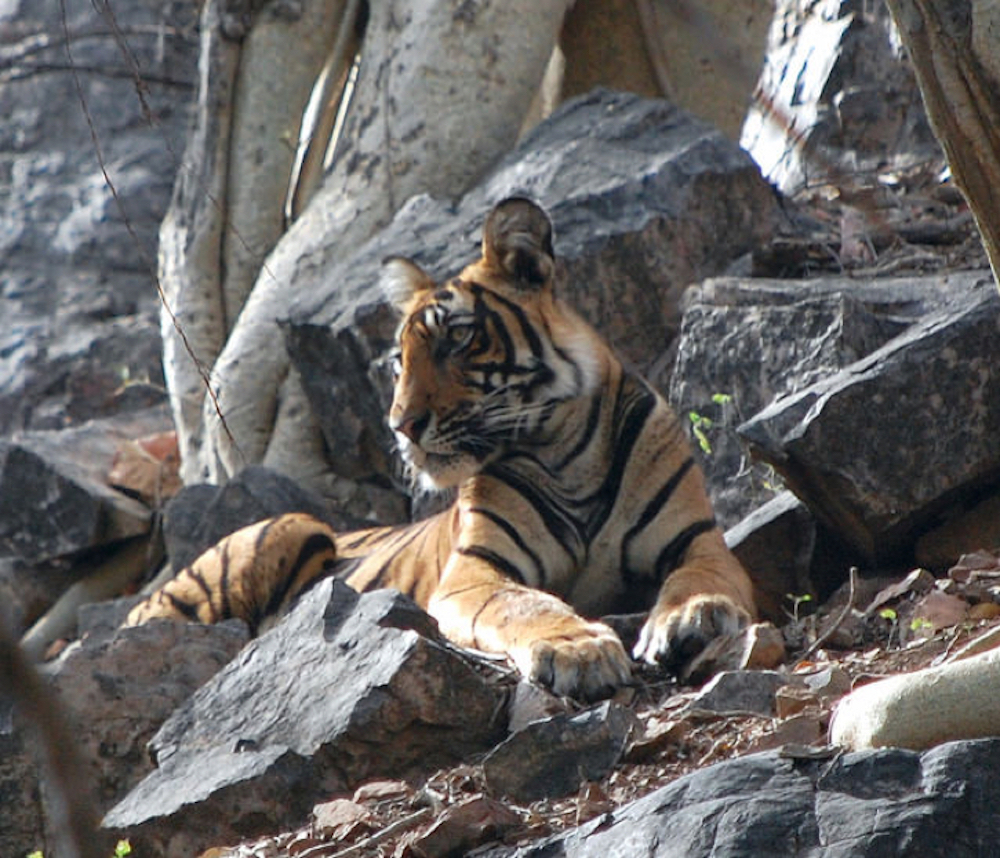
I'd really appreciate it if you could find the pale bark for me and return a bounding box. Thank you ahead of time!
[158,0,240,481]
[221,0,349,332]
[886,0,1000,289]
[199,0,571,488]
[160,0,351,483]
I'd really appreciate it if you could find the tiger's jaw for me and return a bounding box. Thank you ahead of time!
[395,433,491,491]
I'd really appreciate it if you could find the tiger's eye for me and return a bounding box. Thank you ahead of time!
[446,324,474,348]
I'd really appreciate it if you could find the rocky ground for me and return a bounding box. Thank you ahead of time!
[198,548,1000,858]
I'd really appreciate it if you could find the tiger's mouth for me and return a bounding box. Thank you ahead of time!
[397,434,486,489]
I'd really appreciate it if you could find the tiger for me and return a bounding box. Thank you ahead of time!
[126,197,756,701]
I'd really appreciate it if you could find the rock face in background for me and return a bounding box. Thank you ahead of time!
[286,89,780,522]
[0,0,198,435]
[740,273,1000,565]
[671,270,992,530]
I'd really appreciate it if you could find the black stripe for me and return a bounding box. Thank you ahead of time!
[487,460,582,559]
[457,545,528,585]
[367,519,436,590]
[469,587,509,649]
[185,567,215,602]
[553,392,602,471]
[653,519,717,581]
[620,457,696,582]
[468,506,546,584]
[474,283,545,360]
[584,381,657,538]
[338,530,382,551]
[259,532,337,626]
[163,592,201,621]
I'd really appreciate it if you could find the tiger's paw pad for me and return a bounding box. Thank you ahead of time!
[518,622,632,701]
[632,594,750,671]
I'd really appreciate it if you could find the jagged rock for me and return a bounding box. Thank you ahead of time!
[495,739,1000,857]
[739,274,1000,564]
[669,273,967,530]
[103,579,511,855]
[161,465,359,572]
[0,0,198,435]
[284,88,778,520]
[506,679,574,734]
[726,491,817,623]
[0,406,171,566]
[483,701,638,803]
[42,620,249,806]
[687,670,792,717]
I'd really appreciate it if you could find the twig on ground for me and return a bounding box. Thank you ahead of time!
[801,567,858,660]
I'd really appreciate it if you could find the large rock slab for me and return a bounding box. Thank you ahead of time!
[669,271,984,529]
[483,702,637,803]
[739,273,1000,563]
[285,88,779,519]
[103,579,512,856]
[499,739,1000,857]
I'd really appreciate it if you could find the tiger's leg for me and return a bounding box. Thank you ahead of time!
[428,558,631,700]
[633,528,755,668]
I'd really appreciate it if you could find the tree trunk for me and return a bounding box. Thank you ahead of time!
[196,0,571,491]
[886,0,1000,290]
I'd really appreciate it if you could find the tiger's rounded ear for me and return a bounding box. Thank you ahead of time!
[482,197,555,289]
[381,256,435,307]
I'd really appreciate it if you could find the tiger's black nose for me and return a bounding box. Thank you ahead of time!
[392,411,430,443]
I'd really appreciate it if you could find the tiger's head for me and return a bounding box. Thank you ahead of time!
[382,197,601,489]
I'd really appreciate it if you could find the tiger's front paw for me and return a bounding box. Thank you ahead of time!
[513,621,632,701]
[633,594,750,671]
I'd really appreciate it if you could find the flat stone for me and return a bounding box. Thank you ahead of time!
[688,670,792,716]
